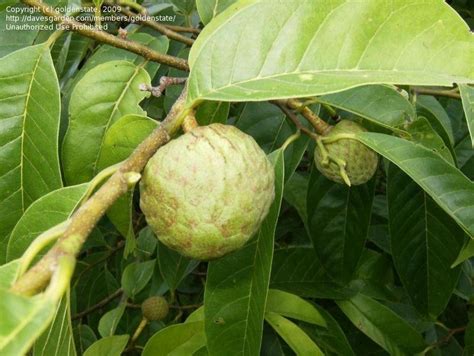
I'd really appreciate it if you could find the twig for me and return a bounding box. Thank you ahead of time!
[10,89,190,296]
[165,24,200,34]
[118,7,195,46]
[20,0,189,71]
[413,87,461,99]
[286,99,332,135]
[139,76,187,97]
[270,101,319,140]
[72,288,123,320]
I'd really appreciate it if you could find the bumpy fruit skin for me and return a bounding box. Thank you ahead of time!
[314,120,378,185]
[141,296,169,321]
[140,124,275,260]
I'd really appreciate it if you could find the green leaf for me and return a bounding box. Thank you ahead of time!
[307,168,376,282]
[266,289,326,327]
[388,165,465,317]
[158,242,199,291]
[62,60,151,184]
[452,239,474,267]
[0,44,62,263]
[97,114,157,170]
[7,184,88,261]
[455,135,474,169]
[168,331,206,356]
[195,101,230,125]
[459,84,474,147]
[33,292,76,356]
[0,290,56,356]
[98,303,126,338]
[97,114,157,254]
[270,247,361,300]
[337,294,426,355]
[68,33,169,87]
[300,305,355,356]
[416,95,454,146]
[196,0,238,24]
[0,259,20,289]
[142,321,204,356]
[204,149,284,355]
[83,335,129,356]
[264,312,324,356]
[188,0,474,103]
[74,325,97,355]
[121,260,155,297]
[356,132,474,237]
[405,116,454,164]
[236,102,310,181]
[318,85,415,130]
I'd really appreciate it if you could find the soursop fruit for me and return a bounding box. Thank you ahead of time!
[314,120,378,186]
[140,124,275,260]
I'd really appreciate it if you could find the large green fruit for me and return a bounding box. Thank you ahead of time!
[314,120,378,186]
[140,124,275,260]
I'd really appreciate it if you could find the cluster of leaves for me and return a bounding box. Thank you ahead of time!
[0,0,473,355]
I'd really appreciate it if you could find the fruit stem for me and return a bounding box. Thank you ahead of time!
[130,318,148,345]
[271,100,319,140]
[286,99,333,135]
[281,130,301,151]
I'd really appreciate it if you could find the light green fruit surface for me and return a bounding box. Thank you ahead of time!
[141,296,169,321]
[140,124,275,260]
[314,120,378,185]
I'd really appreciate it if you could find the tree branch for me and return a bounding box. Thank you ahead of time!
[118,7,195,46]
[270,101,319,140]
[285,99,332,135]
[11,89,190,296]
[20,0,189,71]
[72,288,124,320]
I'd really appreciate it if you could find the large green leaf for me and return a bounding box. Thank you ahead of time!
[204,150,284,355]
[318,85,415,130]
[32,292,76,356]
[337,294,426,355]
[0,44,62,263]
[188,0,474,103]
[7,184,88,261]
[264,312,324,356]
[0,291,56,356]
[62,61,151,184]
[270,247,361,300]
[459,84,474,147]
[142,321,204,356]
[356,132,474,237]
[196,0,238,24]
[307,169,376,283]
[388,165,464,317]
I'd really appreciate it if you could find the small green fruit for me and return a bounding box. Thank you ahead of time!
[141,296,169,321]
[140,123,275,260]
[314,120,378,186]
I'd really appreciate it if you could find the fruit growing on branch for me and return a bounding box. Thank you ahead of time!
[141,296,169,321]
[314,120,378,186]
[140,123,275,260]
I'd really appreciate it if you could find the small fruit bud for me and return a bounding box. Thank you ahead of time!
[314,120,378,186]
[141,296,169,321]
